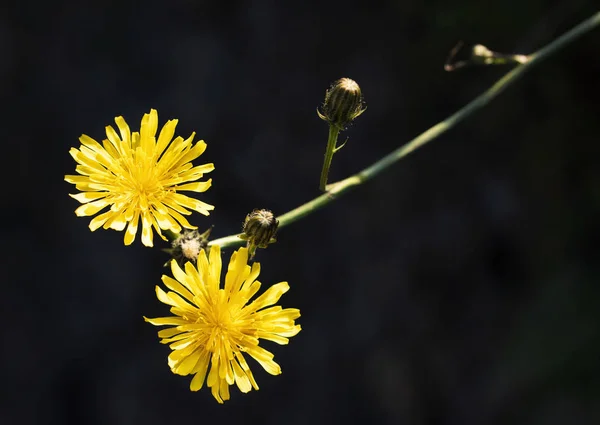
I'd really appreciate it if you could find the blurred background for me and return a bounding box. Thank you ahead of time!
[2,0,600,424]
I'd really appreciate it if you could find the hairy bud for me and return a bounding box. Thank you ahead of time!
[240,209,279,259]
[318,78,366,129]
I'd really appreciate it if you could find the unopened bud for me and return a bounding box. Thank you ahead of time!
[472,44,493,59]
[240,209,279,259]
[471,44,496,65]
[471,44,529,65]
[317,78,366,129]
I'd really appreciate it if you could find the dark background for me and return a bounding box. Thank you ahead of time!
[3,0,600,424]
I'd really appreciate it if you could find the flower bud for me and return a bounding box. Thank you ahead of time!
[472,44,493,58]
[240,209,279,259]
[318,78,366,129]
[471,44,495,64]
[471,44,529,66]
[166,228,212,267]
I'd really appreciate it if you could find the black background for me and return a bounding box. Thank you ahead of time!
[3,1,600,424]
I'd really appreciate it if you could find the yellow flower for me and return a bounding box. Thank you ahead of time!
[144,245,301,403]
[64,109,214,247]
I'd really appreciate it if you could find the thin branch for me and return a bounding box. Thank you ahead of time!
[209,11,600,249]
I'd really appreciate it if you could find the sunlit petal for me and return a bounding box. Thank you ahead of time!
[64,109,214,247]
[144,246,301,403]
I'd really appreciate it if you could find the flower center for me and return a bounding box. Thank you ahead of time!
[129,165,166,209]
[203,296,238,352]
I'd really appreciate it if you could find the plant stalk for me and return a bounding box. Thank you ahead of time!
[209,11,600,249]
[319,125,341,191]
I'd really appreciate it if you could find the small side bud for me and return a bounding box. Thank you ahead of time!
[471,44,494,64]
[472,44,493,58]
[471,44,529,65]
[240,209,279,259]
[445,41,529,71]
[318,78,366,130]
[165,228,212,267]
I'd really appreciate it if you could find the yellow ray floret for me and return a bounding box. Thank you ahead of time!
[144,245,301,403]
[65,109,214,247]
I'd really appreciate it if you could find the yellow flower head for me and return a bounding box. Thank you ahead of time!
[65,109,214,247]
[144,245,301,403]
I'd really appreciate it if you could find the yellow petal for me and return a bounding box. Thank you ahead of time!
[155,118,178,158]
[74,138,113,170]
[208,245,222,290]
[256,332,289,345]
[143,316,188,326]
[173,349,201,376]
[225,247,249,293]
[183,162,215,176]
[159,331,195,344]
[155,136,184,170]
[123,211,140,246]
[219,379,230,402]
[64,174,89,184]
[160,197,192,215]
[105,125,123,154]
[131,131,140,150]
[157,327,183,338]
[170,260,189,290]
[152,208,179,230]
[174,181,212,193]
[231,358,252,393]
[207,357,219,388]
[248,282,290,312]
[169,193,215,215]
[69,147,114,175]
[246,345,281,375]
[165,207,195,230]
[218,347,228,379]
[169,337,198,351]
[140,109,158,153]
[160,135,195,171]
[155,286,195,314]
[235,352,259,390]
[183,262,205,297]
[88,210,114,231]
[190,351,211,391]
[74,165,102,177]
[162,275,194,303]
[174,139,207,167]
[102,137,120,159]
[78,134,102,150]
[196,249,210,285]
[140,213,153,247]
[211,383,224,404]
[238,280,261,306]
[115,116,131,147]
[237,263,259,298]
[226,265,254,301]
[106,211,128,231]
[69,192,108,204]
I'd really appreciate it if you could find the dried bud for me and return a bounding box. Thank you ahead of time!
[318,78,366,129]
[166,228,212,267]
[471,44,529,66]
[472,44,493,59]
[471,44,495,64]
[240,209,279,259]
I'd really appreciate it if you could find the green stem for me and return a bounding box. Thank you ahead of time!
[319,125,341,191]
[163,229,179,242]
[209,11,600,250]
